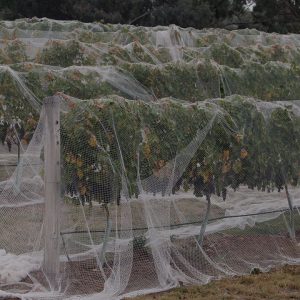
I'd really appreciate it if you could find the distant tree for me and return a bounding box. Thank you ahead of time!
[138,0,249,28]
[0,0,17,19]
[17,0,68,20]
[253,0,300,33]
[148,1,215,28]
[0,0,249,28]
[0,0,299,33]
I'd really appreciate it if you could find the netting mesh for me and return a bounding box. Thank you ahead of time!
[0,18,299,300]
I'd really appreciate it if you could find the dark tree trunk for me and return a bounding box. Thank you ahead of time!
[198,194,211,246]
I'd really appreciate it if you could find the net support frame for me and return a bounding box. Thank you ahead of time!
[43,95,61,287]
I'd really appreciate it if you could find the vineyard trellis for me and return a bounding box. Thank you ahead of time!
[0,18,299,300]
[0,93,298,300]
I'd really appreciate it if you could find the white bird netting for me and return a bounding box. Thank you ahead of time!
[0,94,299,300]
[0,18,299,300]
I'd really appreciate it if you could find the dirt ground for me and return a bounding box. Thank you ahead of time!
[1,229,299,299]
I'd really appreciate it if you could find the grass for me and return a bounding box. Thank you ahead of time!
[129,264,300,300]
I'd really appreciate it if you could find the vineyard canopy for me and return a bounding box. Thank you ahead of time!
[0,18,299,300]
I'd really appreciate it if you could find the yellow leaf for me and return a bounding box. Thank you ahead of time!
[240,148,248,159]
[233,159,242,174]
[71,155,77,164]
[143,143,151,159]
[79,185,87,195]
[77,169,84,179]
[222,162,231,174]
[201,169,212,183]
[65,153,71,163]
[235,133,243,143]
[76,158,83,167]
[223,149,230,161]
[88,135,97,148]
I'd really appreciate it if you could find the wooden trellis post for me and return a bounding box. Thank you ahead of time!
[43,96,61,286]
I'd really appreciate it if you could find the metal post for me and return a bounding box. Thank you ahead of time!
[285,185,295,240]
[43,96,61,286]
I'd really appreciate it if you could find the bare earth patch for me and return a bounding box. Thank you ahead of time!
[1,228,299,299]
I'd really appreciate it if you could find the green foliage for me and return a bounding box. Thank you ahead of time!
[5,40,27,63]
[61,95,300,205]
[0,19,298,206]
[209,43,244,68]
[38,40,96,67]
[0,71,38,144]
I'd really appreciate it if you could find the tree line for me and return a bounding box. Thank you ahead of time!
[0,0,299,33]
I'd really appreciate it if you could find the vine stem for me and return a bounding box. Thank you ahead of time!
[99,204,112,265]
[198,194,211,246]
[284,184,296,240]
